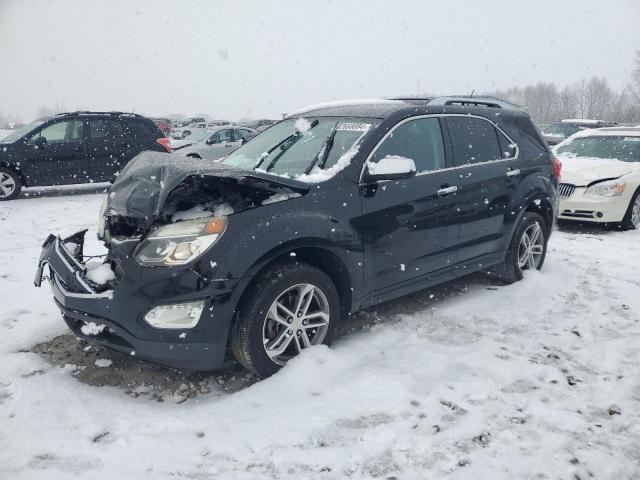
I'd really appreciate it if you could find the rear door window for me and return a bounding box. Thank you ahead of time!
[446,117,502,166]
[89,119,110,139]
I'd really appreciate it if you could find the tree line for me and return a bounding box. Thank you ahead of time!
[3,51,640,130]
[487,50,640,126]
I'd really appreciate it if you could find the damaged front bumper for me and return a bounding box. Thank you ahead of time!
[34,230,237,371]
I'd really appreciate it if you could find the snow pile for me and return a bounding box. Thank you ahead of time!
[296,146,360,183]
[80,322,106,336]
[366,155,416,175]
[94,359,113,368]
[85,262,116,285]
[171,203,234,222]
[2,190,640,479]
[288,98,402,117]
[261,192,302,205]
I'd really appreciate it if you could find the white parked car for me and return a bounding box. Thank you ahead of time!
[175,126,257,161]
[555,127,640,230]
[169,122,208,139]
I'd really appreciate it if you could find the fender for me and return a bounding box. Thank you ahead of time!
[504,173,557,258]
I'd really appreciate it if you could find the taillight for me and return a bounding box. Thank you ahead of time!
[156,137,172,153]
[552,157,562,179]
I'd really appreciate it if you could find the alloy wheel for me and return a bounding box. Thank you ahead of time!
[631,195,640,228]
[0,172,16,198]
[262,283,330,365]
[517,222,544,270]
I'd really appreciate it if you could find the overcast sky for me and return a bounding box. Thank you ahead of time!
[1,0,638,122]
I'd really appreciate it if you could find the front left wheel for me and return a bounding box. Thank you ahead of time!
[0,167,21,201]
[231,262,340,378]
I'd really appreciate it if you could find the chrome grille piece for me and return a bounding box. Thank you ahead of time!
[559,183,576,198]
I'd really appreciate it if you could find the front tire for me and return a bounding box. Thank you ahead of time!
[620,189,640,231]
[490,212,549,284]
[231,262,340,378]
[0,167,21,201]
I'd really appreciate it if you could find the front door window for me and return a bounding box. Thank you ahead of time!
[28,120,83,145]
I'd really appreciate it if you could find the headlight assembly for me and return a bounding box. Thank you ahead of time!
[136,217,226,266]
[584,180,627,197]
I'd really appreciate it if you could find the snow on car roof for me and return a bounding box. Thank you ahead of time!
[561,118,613,125]
[571,127,640,137]
[287,99,404,117]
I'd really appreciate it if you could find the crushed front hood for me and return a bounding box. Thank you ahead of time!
[108,151,310,221]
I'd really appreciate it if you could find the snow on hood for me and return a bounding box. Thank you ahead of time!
[557,155,640,186]
[108,152,310,221]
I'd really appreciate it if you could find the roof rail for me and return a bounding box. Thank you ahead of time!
[427,96,523,110]
[53,111,146,118]
[389,97,433,104]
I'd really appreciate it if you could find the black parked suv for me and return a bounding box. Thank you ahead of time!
[0,111,171,200]
[35,98,559,377]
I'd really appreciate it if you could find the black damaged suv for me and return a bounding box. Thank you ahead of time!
[35,98,559,377]
[0,111,171,200]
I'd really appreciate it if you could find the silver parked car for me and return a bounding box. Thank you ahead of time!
[176,126,257,161]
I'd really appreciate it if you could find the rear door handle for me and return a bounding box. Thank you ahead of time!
[506,169,521,177]
[437,185,458,196]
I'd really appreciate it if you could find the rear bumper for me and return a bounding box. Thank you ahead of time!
[35,232,237,371]
[558,188,629,223]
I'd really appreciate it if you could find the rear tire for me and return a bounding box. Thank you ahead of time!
[231,261,340,378]
[490,212,549,284]
[0,167,21,201]
[620,188,640,231]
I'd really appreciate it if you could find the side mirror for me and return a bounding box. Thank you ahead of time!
[362,156,417,182]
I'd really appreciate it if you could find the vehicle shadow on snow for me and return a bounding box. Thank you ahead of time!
[32,271,498,403]
[556,219,619,236]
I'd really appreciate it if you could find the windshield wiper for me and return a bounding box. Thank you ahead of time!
[304,125,337,174]
[254,119,319,171]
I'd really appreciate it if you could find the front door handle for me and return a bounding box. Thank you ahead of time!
[506,169,521,177]
[437,185,458,196]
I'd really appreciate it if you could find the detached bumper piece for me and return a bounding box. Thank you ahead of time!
[34,230,109,295]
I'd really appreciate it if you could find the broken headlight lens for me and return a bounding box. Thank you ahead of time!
[97,196,108,240]
[136,217,226,266]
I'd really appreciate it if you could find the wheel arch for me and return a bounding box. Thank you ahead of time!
[232,239,356,320]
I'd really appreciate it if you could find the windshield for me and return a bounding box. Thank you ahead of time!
[557,136,640,162]
[544,124,582,137]
[186,128,211,143]
[0,120,45,143]
[221,117,377,177]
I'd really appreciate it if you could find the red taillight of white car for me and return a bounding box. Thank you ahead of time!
[156,137,172,153]
[552,157,562,179]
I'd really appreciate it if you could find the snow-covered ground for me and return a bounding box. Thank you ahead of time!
[1,190,639,479]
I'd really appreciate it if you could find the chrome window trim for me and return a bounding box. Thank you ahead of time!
[359,113,520,184]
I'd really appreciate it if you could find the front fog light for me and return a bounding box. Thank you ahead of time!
[144,301,205,329]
